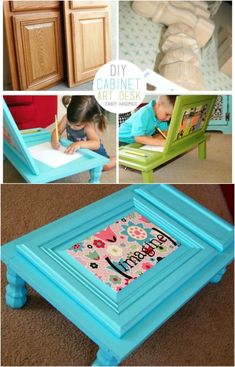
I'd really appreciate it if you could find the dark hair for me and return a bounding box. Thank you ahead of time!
[166,95,177,105]
[62,96,107,132]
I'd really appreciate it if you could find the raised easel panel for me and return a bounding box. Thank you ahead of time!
[3,100,109,183]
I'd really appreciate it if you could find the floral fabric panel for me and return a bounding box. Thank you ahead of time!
[67,212,180,292]
[176,103,209,140]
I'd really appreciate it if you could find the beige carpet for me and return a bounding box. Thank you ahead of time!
[119,133,232,183]
[3,123,116,184]
[1,184,234,366]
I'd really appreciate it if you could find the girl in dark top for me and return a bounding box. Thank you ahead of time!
[51,96,116,171]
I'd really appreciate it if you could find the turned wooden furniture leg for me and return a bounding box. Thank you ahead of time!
[6,267,27,308]
[89,166,103,183]
[132,0,214,47]
[198,140,206,160]
[210,267,227,284]
[92,348,119,366]
[142,170,154,183]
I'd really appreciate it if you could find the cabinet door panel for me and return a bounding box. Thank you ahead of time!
[82,18,105,69]
[65,7,111,86]
[11,1,60,12]
[13,12,63,90]
[70,1,109,9]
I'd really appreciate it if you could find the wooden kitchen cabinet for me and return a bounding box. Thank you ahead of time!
[12,12,64,90]
[64,1,111,87]
[10,1,60,12]
[70,1,109,9]
[4,1,111,90]
[4,1,64,90]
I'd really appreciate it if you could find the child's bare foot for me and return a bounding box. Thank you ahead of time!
[103,156,116,171]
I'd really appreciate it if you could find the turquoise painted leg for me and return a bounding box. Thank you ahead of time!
[198,140,206,160]
[89,166,103,183]
[142,170,154,183]
[6,267,27,308]
[210,267,227,284]
[92,348,119,366]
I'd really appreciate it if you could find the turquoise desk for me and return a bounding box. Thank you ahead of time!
[3,100,108,183]
[207,95,232,134]
[1,185,233,366]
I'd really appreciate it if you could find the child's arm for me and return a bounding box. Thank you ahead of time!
[135,131,168,146]
[64,124,100,154]
[51,115,67,149]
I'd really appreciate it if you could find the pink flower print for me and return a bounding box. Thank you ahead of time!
[95,226,117,242]
[116,286,123,292]
[124,278,131,286]
[93,239,105,248]
[86,250,100,261]
[71,243,85,252]
[124,277,136,286]
[76,257,87,267]
[138,215,150,223]
[109,275,121,285]
[90,262,98,269]
[107,245,123,257]
[128,225,148,240]
[142,262,153,270]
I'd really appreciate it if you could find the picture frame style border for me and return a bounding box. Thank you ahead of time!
[3,99,39,175]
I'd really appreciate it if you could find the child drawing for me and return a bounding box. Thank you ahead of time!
[51,96,116,171]
[119,96,177,146]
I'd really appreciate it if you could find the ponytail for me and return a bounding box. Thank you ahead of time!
[63,95,107,131]
[62,96,72,109]
[96,114,107,132]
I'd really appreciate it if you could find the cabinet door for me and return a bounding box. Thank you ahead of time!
[10,1,59,11]
[70,1,109,9]
[12,12,64,90]
[64,2,111,86]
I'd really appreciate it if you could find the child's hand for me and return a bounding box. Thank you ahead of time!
[51,139,60,150]
[64,142,80,154]
[152,135,165,146]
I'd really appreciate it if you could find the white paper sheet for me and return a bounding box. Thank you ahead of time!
[140,145,164,152]
[28,142,82,168]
